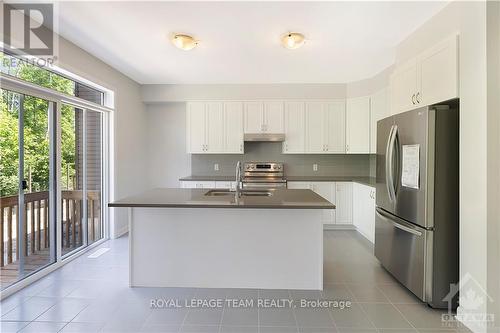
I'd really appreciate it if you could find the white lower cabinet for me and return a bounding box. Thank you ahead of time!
[353,183,376,243]
[335,182,353,225]
[311,182,336,225]
[181,181,216,189]
[287,181,354,226]
[287,181,334,225]
[215,181,236,190]
[181,181,235,189]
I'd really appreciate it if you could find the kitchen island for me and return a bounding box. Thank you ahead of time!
[109,188,334,290]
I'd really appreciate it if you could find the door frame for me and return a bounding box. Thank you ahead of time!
[0,74,112,299]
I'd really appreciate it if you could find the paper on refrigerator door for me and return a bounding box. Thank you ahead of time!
[401,144,420,189]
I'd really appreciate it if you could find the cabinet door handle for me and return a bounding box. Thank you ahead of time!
[240,143,243,152]
[411,94,416,105]
[325,144,328,152]
[416,92,421,104]
[346,144,349,152]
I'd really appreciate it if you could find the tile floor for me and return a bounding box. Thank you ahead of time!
[0,231,476,333]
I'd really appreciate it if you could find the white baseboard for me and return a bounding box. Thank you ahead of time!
[112,225,129,239]
[323,224,356,230]
[456,306,489,333]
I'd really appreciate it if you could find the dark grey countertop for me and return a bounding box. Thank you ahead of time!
[108,188,336,209]
[179,175,376,187]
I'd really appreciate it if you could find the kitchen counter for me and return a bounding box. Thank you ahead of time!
[179,175,376,187]
[286,176,376,187]
[108,188,335,209]
[112,187,326,290]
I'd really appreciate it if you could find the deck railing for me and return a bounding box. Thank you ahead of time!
[0,190,101,268]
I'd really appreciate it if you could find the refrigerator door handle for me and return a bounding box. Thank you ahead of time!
[385,125,395,201]
[391,126,400,197]
[387,125,398,202]
[376,208,423,237]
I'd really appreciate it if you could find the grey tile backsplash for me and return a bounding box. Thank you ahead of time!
[191,142,376,177]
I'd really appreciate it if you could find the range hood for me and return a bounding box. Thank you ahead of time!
[244,133,285,142]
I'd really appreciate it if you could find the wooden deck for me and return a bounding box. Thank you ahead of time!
[0,248,51,289]
[1,190,102,290]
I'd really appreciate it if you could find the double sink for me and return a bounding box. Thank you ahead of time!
[204,189,273,197]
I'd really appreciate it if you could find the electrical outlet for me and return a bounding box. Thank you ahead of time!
[313,164,318,172]
[214,163,219,171]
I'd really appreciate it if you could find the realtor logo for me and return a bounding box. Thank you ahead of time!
[3,3,54,56]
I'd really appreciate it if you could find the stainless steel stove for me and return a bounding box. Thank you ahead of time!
[242,162,287,189]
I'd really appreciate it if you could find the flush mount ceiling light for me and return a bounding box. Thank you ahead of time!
[281,32,306,50]
[171,34,198,51]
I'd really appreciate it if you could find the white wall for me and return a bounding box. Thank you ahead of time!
[345,65,393,98]
[142,83,347,102]
[56,38,147,238]
[396,2,498,331]
[486,1,500,328]
[145,103,191,188]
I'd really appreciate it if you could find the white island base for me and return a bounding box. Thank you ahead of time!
[129,208,323,290]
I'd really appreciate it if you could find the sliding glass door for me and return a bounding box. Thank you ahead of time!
[86,110,104,245]
[0,93,107,290]
[60,105,104,257]
[0,89,56,289]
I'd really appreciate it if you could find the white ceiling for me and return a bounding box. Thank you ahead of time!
[57,1,448,84]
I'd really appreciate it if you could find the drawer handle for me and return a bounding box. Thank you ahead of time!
[376,210,422,236]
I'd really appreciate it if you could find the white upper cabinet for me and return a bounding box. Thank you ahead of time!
[187,101,243,154]
[346,96,370,154]
[283,101,305,153]
[390,58,418,114]
[370,89,388,154]
[244,101,284,133]
[187,102,207,153]
[205,102,225,153]
[305,101,325,153]
[325,101,346,153]
[305,101,346,154]
[224,102,244,154]
[264,101,284,133]
[244,101,263,133]
[418,35,459,106]
[390,34,459,114]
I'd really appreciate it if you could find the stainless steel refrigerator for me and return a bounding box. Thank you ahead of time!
[375,102,459,309]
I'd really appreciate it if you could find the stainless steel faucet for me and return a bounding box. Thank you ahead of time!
[235,161,242,197]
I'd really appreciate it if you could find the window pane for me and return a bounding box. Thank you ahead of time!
[87,111,103,244]
[0,90,55,290]
[61,104,85,256]
[0,89,21,290]
[1,52,104,105]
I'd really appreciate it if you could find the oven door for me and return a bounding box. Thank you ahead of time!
[242,182,287,190]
